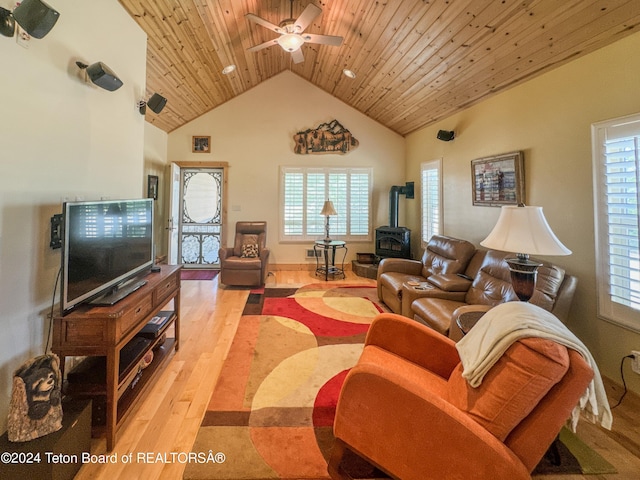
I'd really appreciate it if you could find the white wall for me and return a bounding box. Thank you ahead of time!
[0,0,147,429]
[405,30,640,394]
[167,71,406,265]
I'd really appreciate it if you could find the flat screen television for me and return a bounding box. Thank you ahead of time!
[61,198,154,314]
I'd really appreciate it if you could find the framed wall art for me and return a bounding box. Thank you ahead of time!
[192,136,211,153]
[471,151,524,206]
[147,175,159,200]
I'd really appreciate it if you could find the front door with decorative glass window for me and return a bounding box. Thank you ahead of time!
[178,168,223,268]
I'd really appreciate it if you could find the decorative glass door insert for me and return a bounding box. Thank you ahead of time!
[179,169,223,267]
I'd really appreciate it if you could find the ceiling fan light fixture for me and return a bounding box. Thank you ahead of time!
[246,2,342,63]
[277,33,304,52]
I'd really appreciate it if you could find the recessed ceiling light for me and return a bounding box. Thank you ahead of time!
[222,64,236,75]
[343,69,356,79]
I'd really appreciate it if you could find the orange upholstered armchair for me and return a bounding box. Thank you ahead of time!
[219,221,269,286]
[329,313,594,480]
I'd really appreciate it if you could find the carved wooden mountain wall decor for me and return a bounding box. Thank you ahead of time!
[293,120,359,155]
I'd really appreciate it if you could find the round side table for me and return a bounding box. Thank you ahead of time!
[456,311,486,336]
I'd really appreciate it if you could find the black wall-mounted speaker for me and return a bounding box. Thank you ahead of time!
[147,93,167,114]
[0,7,15,37]
[86,62,123,91]
[12,0,60,39]
[437,130,455,142]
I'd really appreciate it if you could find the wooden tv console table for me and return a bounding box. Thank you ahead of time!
[52,264,181,451]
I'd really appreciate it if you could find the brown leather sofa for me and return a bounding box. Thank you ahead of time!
[219,221,270,286]
[410,249,578,336]
[377,235,476,315]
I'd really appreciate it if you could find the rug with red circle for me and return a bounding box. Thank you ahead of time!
[183,283,388,480]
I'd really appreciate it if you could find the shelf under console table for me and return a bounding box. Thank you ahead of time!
[52,264,182,451]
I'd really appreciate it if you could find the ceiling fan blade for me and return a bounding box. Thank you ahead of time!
[245,13,281,33]
[294,3,321,32]
[247,38,279,52]
[291,48,305,64]
[303,33,344,47]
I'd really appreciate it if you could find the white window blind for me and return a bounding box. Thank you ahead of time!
[421,159,442,246]
[72,201,150,239]
[283,172,304,236]
[592,113,640,331]
[349,172,370,236]
[281,167,372,242]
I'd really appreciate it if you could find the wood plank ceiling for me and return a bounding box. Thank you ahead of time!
[118,0,640,136]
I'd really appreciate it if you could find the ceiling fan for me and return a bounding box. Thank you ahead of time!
[246,0,343,64]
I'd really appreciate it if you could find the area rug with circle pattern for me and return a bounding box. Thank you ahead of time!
[184,283,387,480]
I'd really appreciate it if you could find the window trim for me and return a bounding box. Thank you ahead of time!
[592,112,640,332]
[420,158,443,248]
[279,166,373,243]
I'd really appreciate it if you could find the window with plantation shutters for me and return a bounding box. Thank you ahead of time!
[73,201,150,239]
[421,159,442,247]
[280,167,372,242]
[283,171,304,236]
[592,113,640,331]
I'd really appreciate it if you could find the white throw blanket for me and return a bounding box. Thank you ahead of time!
[456,302,612,431]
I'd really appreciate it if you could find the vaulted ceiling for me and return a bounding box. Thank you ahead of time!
[118,0,640,136]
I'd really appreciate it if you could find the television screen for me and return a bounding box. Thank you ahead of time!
[61,198,154,313]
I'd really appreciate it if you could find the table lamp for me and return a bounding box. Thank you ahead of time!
[480,205,571,301]
[320,200,337,242]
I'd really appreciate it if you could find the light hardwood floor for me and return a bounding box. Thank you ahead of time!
[74,270,640,480]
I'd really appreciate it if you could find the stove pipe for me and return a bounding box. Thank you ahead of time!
[388,182,414,228]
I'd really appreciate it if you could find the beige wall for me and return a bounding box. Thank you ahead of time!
[144,123,169,259]
[406,30,640,394]
[0,1,147,429]
[167,71,406,266]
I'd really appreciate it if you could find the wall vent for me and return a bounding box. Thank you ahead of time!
[306,248,321,259]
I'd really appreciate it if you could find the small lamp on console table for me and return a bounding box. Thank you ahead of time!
[480,205,571,301]
[320,200,338,243]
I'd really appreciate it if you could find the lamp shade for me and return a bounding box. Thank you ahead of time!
[480,205,571,256]
[320,200,337,216]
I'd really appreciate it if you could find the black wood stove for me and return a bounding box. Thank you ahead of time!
[375,182,413,259]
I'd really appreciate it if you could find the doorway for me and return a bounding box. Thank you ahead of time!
[168,164,226,268]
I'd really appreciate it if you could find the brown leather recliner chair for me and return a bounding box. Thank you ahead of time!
[377,235,476,314]
[328,312,594,480]
[219,221,269,287]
